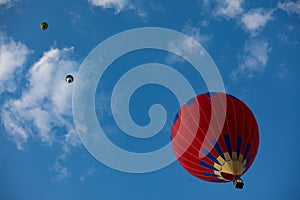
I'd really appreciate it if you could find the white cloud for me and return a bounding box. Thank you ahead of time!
[0,0,18,8]
[60,128,82,160]
[202,0,243,19]
[1,47,80,150]
[88,0,147,19]
[182,23,211,47]
[277,64,287,78]
[165,24,208,64]
[1,109,29,150]
[231,39,271,80]
[52,161,71,181]
[277,33,298,46]
[0,0,11,5]
[135,7,147,19]
[0,34,31,94]
[66,11,81,24]
[201,1,275,36]
[278,0,300,17]
[51,128,81,181]
[80,166,97,181]
[89,0,128,13]
[241,8,274,36]
[215,0,244,19]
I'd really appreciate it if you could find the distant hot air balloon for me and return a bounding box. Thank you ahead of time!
[171,92,259,189]
[40,22,48,30]
[65,74,74,83]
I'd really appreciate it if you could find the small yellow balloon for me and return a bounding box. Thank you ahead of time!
[40,22,48,30]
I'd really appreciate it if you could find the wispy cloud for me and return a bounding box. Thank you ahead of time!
[59,128,82,160]
[165,23,209,64]
[278,0,300,17]
[1,47,80,150]
[66,10,81,24]
[277,33,298,46]
[0,0,11,6]
[182,23,211,47]
[201,1,275,37]
[198,3,275,80]
[0,34,31,94]
[277,64,287,79]
[88,0,147,18]
[241,8,275,36]
[214,0,244,19]
[80,166,97,181]
[1,110,29,150]
[201,0,244,19]
[1,45,82,180]
[51,161,71,181]
[0,0,18,8]
[89,0,128,13]
[231,39,271,80]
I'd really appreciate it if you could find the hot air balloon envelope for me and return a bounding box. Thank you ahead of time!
[40,22,48,30]
[65,75,74,83]
[171,92,259,188]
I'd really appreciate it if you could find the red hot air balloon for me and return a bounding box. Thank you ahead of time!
[171,92,259,189]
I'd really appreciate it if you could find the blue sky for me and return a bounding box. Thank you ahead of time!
[0,0,299,199]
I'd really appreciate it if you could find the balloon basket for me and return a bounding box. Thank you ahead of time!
[233,177,244,189]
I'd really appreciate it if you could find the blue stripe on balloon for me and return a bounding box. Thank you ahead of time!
[211,139,224,159]
[202,148,219,164]
[236,136,242,157]
[173,112,179,125]
[244,143,251,160]
[202,172,217,177]
[200,160,216,171]
[223,134,232,156]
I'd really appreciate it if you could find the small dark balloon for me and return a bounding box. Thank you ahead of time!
[65,75,74,83]
[40,22,48,30]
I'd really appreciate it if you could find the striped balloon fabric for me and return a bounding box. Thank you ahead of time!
[171,92,259,186]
